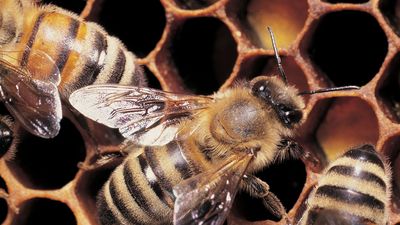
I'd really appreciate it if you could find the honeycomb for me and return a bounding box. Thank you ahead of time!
[1,0,400,224]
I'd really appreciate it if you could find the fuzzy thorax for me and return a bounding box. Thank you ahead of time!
[192,86,298,173]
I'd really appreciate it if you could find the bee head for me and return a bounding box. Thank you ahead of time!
[250,76,304,128]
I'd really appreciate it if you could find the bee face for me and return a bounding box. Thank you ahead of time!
[250,76,304,127]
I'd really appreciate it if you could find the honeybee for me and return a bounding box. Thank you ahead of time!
[69,28,359,225]
[298,144,391,225]
[0,0,145,138]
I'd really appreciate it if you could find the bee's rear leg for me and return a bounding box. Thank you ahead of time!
[78,151,125,171]
[78,142,142,170]
[0,189,19,214]
[241,174,289,223]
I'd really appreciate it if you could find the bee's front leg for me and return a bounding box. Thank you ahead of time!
[276,139,320,168]
[241,174,289,223]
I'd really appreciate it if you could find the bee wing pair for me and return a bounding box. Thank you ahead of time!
[70,85,253,225]
[69,85,212,146]
[173,152,254,225]
[0,46,62,138]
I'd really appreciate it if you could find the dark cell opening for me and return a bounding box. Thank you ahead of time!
[308,11,387,87]
[323,0,369,3]
[143,66,162,90]
[11,199,76,225]
[10,119,85,189]
[0,177,6,192]
[379,0,400,36]
[0,198,6,224]
[0,176,7,224]
[171,18,237,95]
[378,54,400,123]
[75,164,116,217]
[98,0,166,58]
[40,0,86,14]
[174,0,220,9]
[235,159,306,221]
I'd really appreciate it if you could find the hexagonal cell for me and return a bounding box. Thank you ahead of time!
[307,11,387,87]
[8,119,85,190]
[378,53,400,123]
[244,0,308,49]
[172,0,220,10]
[236,55,310,99]
[315,97,379,162]
[379,0,400,36]
[98,0,166,58]
[235,159,306,222]
[322,0,369,3]
[40,0,86,14]
[171,18,238,94]
[11,198,76,225]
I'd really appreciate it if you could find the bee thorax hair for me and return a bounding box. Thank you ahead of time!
[193,87,295,172]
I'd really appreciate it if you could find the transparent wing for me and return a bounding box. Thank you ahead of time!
[173,152,254,225]
[69,84,212,145]
[0,48,62,138]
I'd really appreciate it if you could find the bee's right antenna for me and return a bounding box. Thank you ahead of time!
[299,86,360,95]
[267,27,288,84]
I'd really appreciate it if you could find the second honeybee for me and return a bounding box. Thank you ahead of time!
[0,0,145,138]
[299,144,391,225]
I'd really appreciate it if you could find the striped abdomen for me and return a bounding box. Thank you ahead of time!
[97,141,201,225]
[13,5,145,97]
[301,144,390,225]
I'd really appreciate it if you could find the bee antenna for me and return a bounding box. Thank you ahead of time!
[267,27,288,84]
[299,86,360,95]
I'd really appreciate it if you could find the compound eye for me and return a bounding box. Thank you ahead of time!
[278,104,302,125]
[252,80,271,99]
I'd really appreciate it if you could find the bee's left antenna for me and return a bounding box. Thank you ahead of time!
[267,27,288,84]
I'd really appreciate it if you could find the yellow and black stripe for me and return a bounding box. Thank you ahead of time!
[0,0,23,45]
[12,5,145,98]
[301,144,390,225]
[97,140,203,225]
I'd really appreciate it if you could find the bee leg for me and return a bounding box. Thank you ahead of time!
[78,151,126,170]
[277,139,320,167]
[0,189,19,214]
[241,174,288,222]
